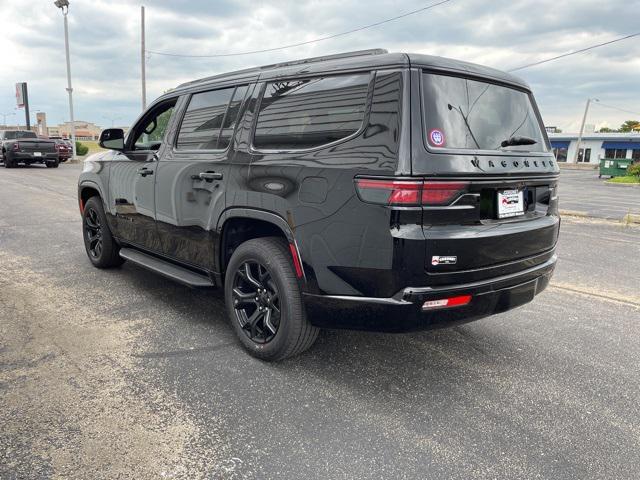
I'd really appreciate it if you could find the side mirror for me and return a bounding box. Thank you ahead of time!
[99,128,125,151]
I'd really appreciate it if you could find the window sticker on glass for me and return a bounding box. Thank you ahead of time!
[428,128,446,147]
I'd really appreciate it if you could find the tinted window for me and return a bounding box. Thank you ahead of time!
[253,74,370,150]
[218,85,248,150]
[4,131,36,139]
[177,87,235,150]
[421,73,547,152]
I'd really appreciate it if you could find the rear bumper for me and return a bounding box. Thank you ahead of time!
[303,254,556,332]
[9,152,58,162]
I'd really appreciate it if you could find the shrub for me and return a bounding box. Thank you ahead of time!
[628,162,640,177]
[75,141,89,156]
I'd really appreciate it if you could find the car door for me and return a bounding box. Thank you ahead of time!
[107,98,178,253]
[154,84,249,270]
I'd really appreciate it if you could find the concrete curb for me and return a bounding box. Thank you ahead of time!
[604,180,640,187]
[558,209,590,218]
[560,209,640,225]
[623,214,640,225]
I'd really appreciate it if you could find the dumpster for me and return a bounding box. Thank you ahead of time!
[599,158,632,178]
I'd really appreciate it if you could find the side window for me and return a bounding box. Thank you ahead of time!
[176,86,245,150]
[253,74,370,150]
[218,86,248,150]
[132,100,176,150]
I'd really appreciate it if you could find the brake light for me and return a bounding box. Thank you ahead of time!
[422,182,469,206]
[422,295,472,310]
[12,142,19,151]
[355,178,468,206]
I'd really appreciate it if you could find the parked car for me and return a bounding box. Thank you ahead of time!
[48,136,73,162]
[78,50,560,360]
[1,130,59,168]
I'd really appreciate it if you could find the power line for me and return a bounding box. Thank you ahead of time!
[146,0,452,58]
[508,32,640,72]
[594,101,640,118]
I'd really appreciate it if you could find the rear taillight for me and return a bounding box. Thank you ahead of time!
[355,178,468,206]
[421,182,469,205]
[12,142,19,151]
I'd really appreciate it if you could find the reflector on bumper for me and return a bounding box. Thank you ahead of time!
[422,294,472,310]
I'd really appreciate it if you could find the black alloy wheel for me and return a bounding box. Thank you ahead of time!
[224,237,319,361]
[232,261,281,344]
[81,196,124,268]
[84,206,103,260]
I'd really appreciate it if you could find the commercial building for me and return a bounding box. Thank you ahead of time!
[48,121,102,141]
[548,132,640,164]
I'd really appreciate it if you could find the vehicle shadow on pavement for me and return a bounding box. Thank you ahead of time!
[119,260,508,391]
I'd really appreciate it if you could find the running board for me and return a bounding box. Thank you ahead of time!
[119,248,214,288]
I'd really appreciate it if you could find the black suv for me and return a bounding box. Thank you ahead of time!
[78,50,559,360]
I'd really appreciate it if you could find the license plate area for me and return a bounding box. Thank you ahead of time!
[33,152,42,157]
[497,189,524,219]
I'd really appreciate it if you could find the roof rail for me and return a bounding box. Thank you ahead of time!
[176,48,388,89]
[259,48,388,70]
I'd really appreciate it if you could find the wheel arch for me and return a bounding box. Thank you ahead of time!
[78,181,105,213]
[217,209,303,279]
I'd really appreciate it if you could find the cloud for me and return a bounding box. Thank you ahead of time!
[1,0,638,132]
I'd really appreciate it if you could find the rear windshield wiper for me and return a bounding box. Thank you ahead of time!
[499,136,537,148]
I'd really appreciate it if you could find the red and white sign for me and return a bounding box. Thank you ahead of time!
[15,82,26,108]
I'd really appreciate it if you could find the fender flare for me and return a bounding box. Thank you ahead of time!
[78,180,106,211]
[216,208,296,243]
[216,208,307,281]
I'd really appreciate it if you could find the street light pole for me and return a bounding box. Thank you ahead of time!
[573,98,598,164]
[141,6,147,111]
[1,113,16,126]
[55,0,76,161]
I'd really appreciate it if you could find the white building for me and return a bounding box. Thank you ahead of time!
[548,132,640,164]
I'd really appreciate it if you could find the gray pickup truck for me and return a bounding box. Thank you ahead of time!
[1,130,59,168]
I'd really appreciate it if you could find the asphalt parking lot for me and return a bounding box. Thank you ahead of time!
[1,163,639,479]
[559,169,640,220]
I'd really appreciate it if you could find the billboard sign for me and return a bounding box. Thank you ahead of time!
[15,82,26,108]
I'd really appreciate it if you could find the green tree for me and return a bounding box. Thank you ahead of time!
[619,120,640,132]
[598,127,618,133]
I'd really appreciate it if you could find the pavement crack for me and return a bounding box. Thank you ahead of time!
[132,342,234,359]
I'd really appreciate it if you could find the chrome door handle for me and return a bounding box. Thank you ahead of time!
[137,167,154,177]
[192,171,223,182]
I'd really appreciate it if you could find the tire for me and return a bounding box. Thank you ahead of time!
[82,196,125,268]
[225,237,319,361]
[3,153,14,168]
[46,159,59,168]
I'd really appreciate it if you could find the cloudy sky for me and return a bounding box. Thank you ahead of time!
[2,0,639,132]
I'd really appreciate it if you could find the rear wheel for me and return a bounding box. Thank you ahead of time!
[3,154,14,168]
[225,237,319,361]
[82,196,124,268]
[46,159,59,168]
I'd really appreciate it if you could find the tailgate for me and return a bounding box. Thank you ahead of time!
[20,140,57,153]
[422,175,560,285]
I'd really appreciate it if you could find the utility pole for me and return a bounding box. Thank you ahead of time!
[573,98,598,164]
[141,6,147,111]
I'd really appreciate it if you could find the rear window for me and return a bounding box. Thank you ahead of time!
[421,73,547,153]
[253,74,370,150]
[4,131,36,139]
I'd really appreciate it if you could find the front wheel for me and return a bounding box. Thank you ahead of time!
[225,237,319,361]
[82,196,124,268]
